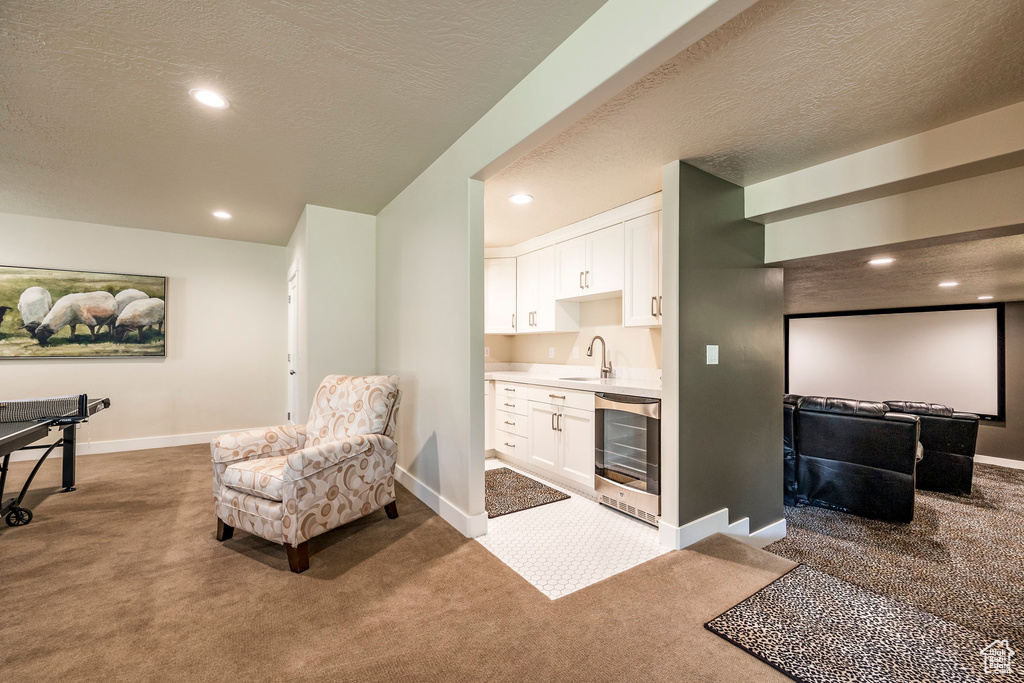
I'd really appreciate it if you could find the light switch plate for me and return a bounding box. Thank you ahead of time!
[706,345,719,365]
[548,346,555,358]
[484,346,490,358]
[572,346,579,358]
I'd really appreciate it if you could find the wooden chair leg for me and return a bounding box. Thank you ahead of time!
[286,542,309,573]
[384,501,399,519]
[217,519,234,542]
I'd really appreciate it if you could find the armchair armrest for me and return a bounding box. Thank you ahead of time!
[283,433,397,480]
[211,424,307,464]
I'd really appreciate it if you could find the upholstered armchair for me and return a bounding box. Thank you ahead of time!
[211,375,401,573]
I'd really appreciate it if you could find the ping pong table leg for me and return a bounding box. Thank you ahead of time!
[60,424,76,493]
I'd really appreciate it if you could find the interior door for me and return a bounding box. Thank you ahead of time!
[484,258,517,333]
[528,402,559,470]
[586,223,624,295]
[623,212,661,327]
[287,270,299,424]
[558,407,595,488]
[555,236,586,300]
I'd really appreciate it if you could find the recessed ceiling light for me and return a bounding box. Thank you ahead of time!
[509,194,533,204]
[212,210,232,219]
[978,295,994,300]
[190,88,229,109]
[938,281,959,288]
[868,257,895,265]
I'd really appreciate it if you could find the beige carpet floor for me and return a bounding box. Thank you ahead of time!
[1,444,794,682]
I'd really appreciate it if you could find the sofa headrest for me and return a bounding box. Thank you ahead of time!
[783,394,802,406]
[799,396,888,418]
[884,401,953,418]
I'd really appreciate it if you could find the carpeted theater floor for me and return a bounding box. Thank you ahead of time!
[1,445,793,683]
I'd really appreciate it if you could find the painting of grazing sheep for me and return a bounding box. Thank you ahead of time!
[0,265,166,358]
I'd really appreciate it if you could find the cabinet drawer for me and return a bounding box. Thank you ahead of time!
[496,396,528,416]
[496,433,527,459]
[527,386,595,412]
[495,382,526,397]
[496,413,528,437]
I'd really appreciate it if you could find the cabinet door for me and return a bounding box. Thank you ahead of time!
[484,258,517,334]
[585,223,624,295]
[527,402,559,471]
[555,236,587,300]
[558,407,595,488]
[516,251,537,333]
[532,246,557,331]
[623,212,661,327]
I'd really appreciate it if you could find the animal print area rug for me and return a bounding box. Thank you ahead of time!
[484,468,569,518]
[705,565,1023,683]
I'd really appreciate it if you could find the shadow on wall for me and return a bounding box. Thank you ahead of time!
[409,432,441,498]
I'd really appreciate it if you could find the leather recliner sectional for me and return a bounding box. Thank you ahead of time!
[883,401,980,495]
[784,395,923,523]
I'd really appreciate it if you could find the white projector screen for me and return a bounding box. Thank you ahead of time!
[788,307,1002,418]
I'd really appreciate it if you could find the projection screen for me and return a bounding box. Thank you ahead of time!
[787,306,1003,419]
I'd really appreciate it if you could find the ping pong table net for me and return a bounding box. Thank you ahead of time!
[0,395,89,424]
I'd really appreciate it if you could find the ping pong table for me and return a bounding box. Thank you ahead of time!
[0,395,110,527]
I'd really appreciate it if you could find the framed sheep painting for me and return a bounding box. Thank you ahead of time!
[0,264,166,358]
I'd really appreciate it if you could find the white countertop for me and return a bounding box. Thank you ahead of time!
[484,370,661,399]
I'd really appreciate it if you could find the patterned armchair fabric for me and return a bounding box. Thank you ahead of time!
[211,375,401,569]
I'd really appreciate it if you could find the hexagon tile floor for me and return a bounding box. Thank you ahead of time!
[476,458,670,599]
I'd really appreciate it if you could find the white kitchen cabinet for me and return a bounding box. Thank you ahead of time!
[554,223,624,301]
[484,381,494,452]
[517,247,579,334]
[484,258,517,334]
[527,402,559,470]
[623,211,662,327]
[558,406,596,488]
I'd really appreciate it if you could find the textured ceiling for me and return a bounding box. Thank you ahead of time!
[0,0,607,245]
[783,231,1024,315]
[484,0,1024,247]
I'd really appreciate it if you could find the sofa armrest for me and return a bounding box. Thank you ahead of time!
[283,433,397,481]
[952,411,980,421]
[883,412,918,424]
[211,424,307,464]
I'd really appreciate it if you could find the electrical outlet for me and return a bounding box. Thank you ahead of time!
[549,346,555,358]
[484,346,490,358]
[572,346,579,358]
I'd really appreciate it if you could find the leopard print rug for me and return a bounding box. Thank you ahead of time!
[484,467,569,518]
[768,463,1024,645]
[706,564,1023,683]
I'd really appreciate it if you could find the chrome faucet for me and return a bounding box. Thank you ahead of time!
[587,335,612,379]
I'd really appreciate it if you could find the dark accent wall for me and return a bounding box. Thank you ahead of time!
[978,301,1024,461]
[674,163,785,531]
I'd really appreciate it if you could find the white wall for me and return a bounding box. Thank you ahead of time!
[375,0,757,536]
[0,212,286,451]
[287,205,376,422]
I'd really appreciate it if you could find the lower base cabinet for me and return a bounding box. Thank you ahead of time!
[526,398,594,489]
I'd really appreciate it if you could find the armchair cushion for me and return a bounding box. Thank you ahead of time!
[222,456,287,501]
[306,375,400,447]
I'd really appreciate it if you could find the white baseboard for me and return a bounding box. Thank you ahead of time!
[394,465,488,538]
[975,454,1024,471]
[6,428,237,462]
[659,508,786,550]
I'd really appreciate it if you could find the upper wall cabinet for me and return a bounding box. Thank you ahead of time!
[484,258,517,334]
[623,212,662,328]
[554,223,625,301]
[517,247,580,335]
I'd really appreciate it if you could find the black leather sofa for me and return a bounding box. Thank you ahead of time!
[884,401,980,495]
[787,396,923,523]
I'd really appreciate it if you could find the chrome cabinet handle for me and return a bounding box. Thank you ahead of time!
[504,402,515,407]
[579,271,584,289]
[512,313,515,328]
[550,413,556,430]
[557,413,563,432]
[549,394,565,400]
[651,296,657,316]
[504,387,515,392]
[504,420,515,426]
[504,442,515,448]
[585,270,590,288]
[658,296,662,316]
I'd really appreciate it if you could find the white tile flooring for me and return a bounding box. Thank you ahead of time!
[477,458,670,599]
